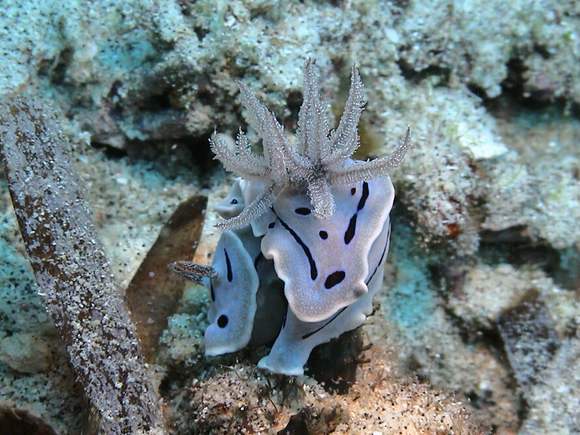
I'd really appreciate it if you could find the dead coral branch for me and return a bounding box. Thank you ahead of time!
[0,97,165,435]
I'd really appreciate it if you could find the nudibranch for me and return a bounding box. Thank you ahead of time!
[171,60,409,376]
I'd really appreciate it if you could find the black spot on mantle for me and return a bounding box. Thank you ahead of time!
[324,271,346,289]
[274,209,318,281]
[224,248,233,282]
[217,314,228,328]
[344,181,369,245]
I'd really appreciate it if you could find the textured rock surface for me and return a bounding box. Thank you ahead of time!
[520,337,580,434]
[168,344,483,434]
[1,0,579,433]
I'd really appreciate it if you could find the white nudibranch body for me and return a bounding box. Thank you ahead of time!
[170,60,409,375]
